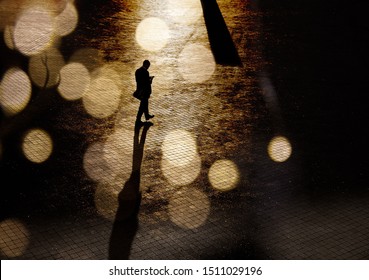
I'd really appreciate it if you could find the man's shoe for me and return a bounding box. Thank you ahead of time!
[146,114,154,121]
[135,120,144,126]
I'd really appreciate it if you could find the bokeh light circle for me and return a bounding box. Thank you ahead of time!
[0,219,30,258]
[22,129,53,163]
[83,77,121,118]
[91,65,123,90]
[14,6,54,56]
[58,62,90,100]
[167,0,202,24]
[136,17,169,51]
[162,129,197,166]
[178,43,215,83]
[161,154,201,187]
[103,128,134,182]
[168,187,210,229]
[4,25,15,50]
[54,2,78,37]
[0,68,32,116]
[83,141,112,183]
[268,136,292,162]
[94,182,121,221]
[208,159,240,192]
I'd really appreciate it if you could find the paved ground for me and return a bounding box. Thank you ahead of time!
[1,0,368,260]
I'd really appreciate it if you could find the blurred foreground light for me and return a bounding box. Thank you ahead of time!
[49,0,70,15]
[83,141,112,183]
[136,17,169,52]
[178,43,215,83]
[167,0,202,25]
[209,159,240,192]
[168,187,210,229]
[0,219,30,258]
[29,48,65,88]
[161,154,201,187]
[14,6,54,56]
[268,136,292,162]
[162,129,198,166]
[94,182,121,221]
[4,25,15,50]
[22,128,53,163]
[83,76,121,118]
[58,62,90,100]
[54,2,78,37]
[0,68,31,116]
[103,128,134,182]
[91,65,123,90]
[83,132,133,187]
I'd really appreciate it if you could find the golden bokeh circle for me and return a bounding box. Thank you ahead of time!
[136,17,170,51]
[22,129,53,163]
[268,136,292,162]
[0,67,32,116]
[208,159,240,192]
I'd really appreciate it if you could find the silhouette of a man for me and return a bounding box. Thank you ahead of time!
[135,60,154,124]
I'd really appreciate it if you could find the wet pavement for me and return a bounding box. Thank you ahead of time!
[0,0,368,260]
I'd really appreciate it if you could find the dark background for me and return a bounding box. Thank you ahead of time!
[259,0,368,193]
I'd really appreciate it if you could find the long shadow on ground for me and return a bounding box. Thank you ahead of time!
[109,122,152,260]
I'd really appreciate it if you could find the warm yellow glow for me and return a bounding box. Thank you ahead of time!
[161,154,201,186]
[268,136,292,162]
[97,63,139,125]
[0,219,30,258]
[49,0,70,15]
[103,128,134,183]
[84,129,134,186]
[14,6,54,56]
[82,76,121,118]
[94,182,121,221]
[178,43,216,83]
[58,62,90,100]
[162,129,198,166]
[0,67,32,116]
[136,17,170,51]
[22,128,53,163]
[28,48,65,88]
[4,25,15,50]
[54,2,78,37]
[70,48,102,72]
[0,0,17,30]
[91,65,122,90]
[83,141,112,183]
[209,159,240,192]
[168,187,210,229]
[167,0,202,24]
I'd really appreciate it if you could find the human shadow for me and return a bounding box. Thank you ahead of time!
[108,122,152,259]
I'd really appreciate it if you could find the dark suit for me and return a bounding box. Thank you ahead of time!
[135,66,152,121]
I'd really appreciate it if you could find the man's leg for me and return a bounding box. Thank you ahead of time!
[143,99,154,120]
[136,99,146,122]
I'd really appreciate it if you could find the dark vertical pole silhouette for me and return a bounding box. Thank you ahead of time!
[200,0,242,66]
[109,122,152,259]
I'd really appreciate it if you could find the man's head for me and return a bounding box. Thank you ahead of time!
[143,60,150,69]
